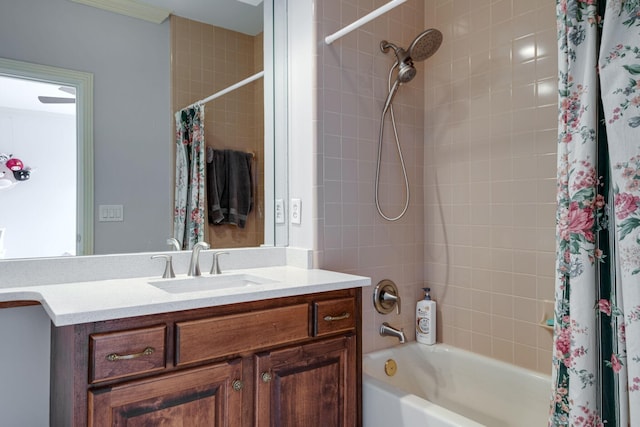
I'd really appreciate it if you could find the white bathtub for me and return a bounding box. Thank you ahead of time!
[363,344,551,427]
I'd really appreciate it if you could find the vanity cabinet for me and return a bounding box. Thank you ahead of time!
[50,288,361,427]
[254,334,355,426]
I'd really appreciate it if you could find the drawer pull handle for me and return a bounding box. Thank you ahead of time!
[261,372,272,383]
[324,312,351,322]
[232,379,244,391]
[106,347,155,362]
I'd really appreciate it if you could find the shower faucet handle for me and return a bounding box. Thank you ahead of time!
[373,279,401,315]
[382,289,401,315]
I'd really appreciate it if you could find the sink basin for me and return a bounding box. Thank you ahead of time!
[149,274,276,294]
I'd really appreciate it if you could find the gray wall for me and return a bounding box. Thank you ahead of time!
[0,0,172,254]
[0,1,170,423]
[0,305,51,426]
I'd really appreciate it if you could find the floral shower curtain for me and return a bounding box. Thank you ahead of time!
[551,1,640,426]
[173,105,206,250]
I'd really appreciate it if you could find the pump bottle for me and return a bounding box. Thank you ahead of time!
[416,287,436,345]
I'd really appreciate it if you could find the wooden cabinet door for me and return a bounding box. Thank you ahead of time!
[88,359,243,427]
[254,335,356,427]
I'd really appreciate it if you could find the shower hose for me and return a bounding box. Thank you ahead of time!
[375,61,410,221]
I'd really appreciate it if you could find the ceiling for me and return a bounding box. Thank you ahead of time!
[132,0,264,35]
[0,76,76,115]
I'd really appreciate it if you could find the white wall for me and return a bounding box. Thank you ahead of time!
[0,0,172,255]
[286,0,317,252]
[0,108,76,258]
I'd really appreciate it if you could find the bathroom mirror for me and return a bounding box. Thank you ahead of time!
[0,0,287,260]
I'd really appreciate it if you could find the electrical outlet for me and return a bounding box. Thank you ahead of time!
[290,198,301,224]
[275,199,285,224]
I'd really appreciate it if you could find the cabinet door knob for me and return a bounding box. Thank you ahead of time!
[261,372,272,383]
[232,379,244,391]
[106,347,155,362]
[323,312,351,322]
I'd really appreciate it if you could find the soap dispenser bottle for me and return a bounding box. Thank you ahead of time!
[416,287,436,345]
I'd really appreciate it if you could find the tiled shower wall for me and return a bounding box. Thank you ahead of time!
[423,0,557,373]
[315,0,427,354]
[315,0,557,374]
[171,16,265,248]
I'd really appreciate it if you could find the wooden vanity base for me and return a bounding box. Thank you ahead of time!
[0,300,40,309]
[50,287,362,427]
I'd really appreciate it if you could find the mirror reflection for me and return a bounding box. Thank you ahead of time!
[171,15,265,250]
[0,0,271,259]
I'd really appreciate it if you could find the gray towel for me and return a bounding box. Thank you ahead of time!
[207,148,225,224]
[207,148,253,228]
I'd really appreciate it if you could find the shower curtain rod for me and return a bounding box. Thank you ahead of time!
[324,0,407,45]
[181,70,265,111]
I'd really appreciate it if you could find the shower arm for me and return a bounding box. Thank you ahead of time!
[381,41,412,67]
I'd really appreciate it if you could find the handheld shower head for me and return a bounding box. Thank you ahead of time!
[380,28,441,86]
[380,28,443,112]
[396,60,416,83]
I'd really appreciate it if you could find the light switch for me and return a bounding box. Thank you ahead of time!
[99,205,124,222]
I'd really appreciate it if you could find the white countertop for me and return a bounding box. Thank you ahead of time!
[0,266,370,326]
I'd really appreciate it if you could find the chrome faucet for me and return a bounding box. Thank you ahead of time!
[188,241,210,276]
[380,322,406,343]
[167,237,181,251]
[151,254,175,278]
[210,251,229,275]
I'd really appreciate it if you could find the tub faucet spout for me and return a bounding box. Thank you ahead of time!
[380,322,406,343]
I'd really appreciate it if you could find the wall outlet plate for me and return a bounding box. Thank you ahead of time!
[275,199,285,224]
[290,198,301,224]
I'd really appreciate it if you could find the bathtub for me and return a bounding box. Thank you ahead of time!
[363,343,551,427]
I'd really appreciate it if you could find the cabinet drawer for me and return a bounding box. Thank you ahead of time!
[89,324,166,384]
[176,304,309,366]
[313,298,356,337]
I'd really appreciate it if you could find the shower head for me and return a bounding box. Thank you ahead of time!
[380,28,442,85]
[380,29,443,111]
[408,29,443,62]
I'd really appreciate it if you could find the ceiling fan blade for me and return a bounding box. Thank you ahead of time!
[58,86,76,95]
[38,96,76,104]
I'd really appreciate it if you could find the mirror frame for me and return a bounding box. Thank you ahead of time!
[268,0,289,246]
[0,57,94,255]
